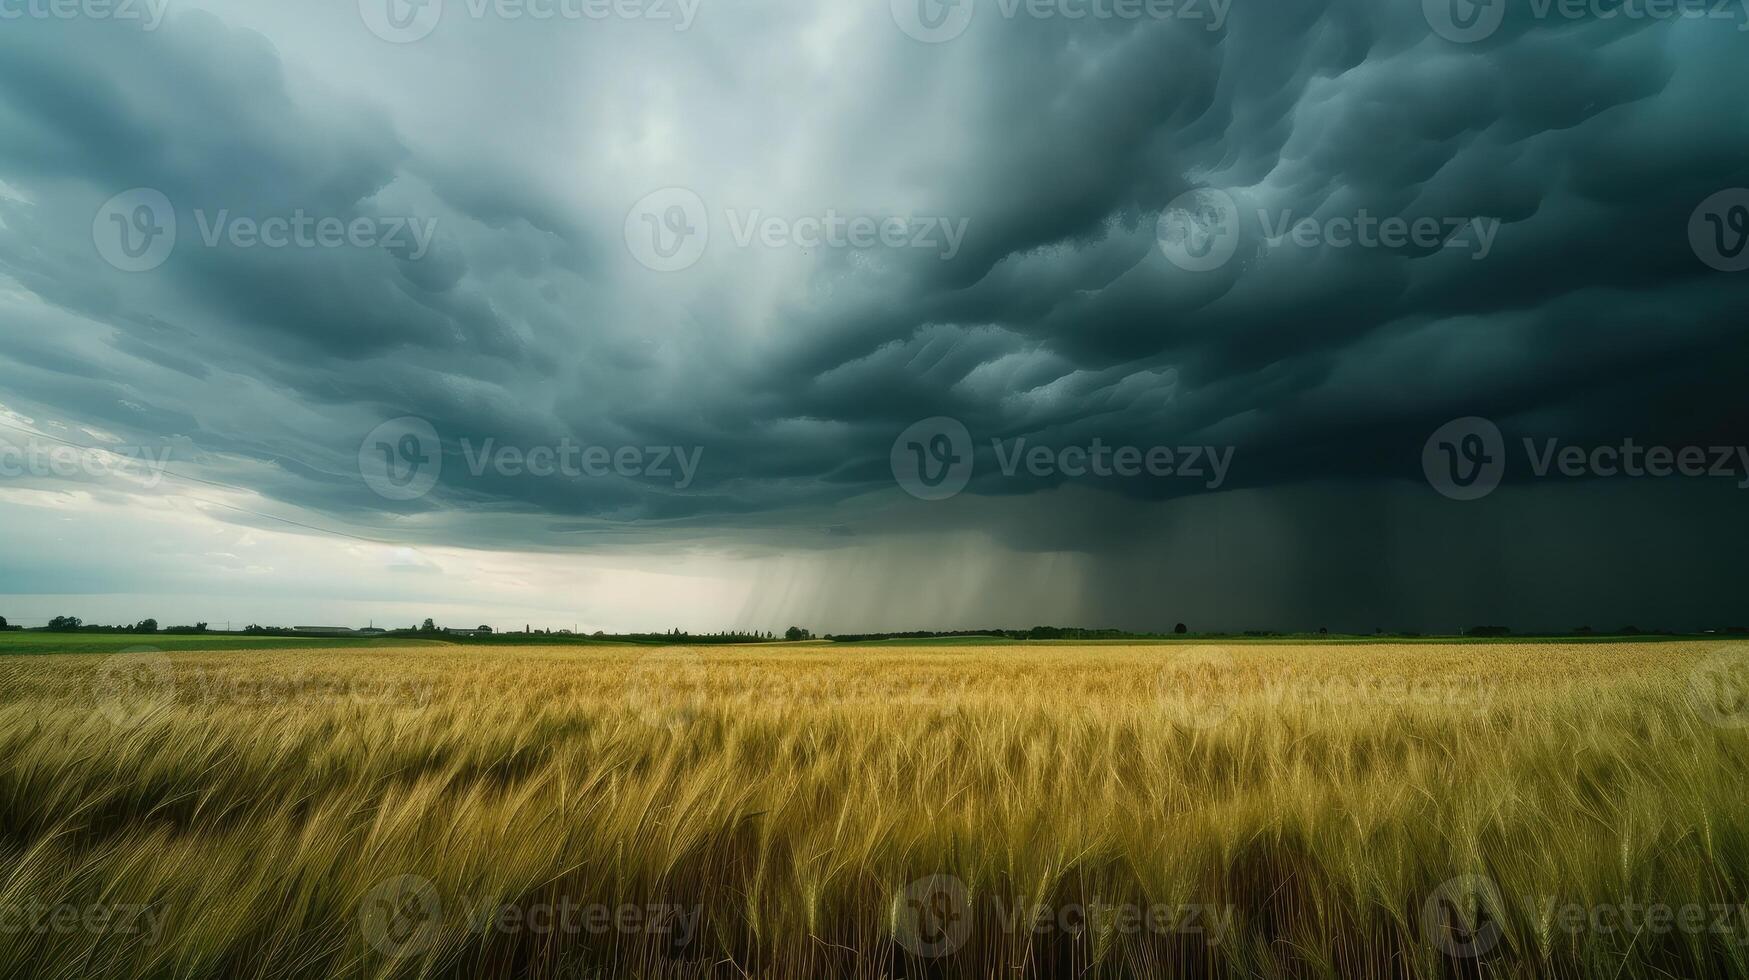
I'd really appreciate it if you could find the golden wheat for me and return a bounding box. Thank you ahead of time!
[1,641,1747,979]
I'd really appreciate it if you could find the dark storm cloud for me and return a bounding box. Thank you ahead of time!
[0,0,1745,623]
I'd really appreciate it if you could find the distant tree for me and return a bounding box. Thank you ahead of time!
[1174,622,1188,634]
[1317,626,1329,635]
[477,625,493,633]
[193,622,208,632]
[47,616,82,632]
[135,619,159,633]
[421,618,437,632]
[0,615,7,630]
[784,626,812,641]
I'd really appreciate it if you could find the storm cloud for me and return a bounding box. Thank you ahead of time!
[0,0,1745,631]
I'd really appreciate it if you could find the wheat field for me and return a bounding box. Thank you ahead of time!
[2,641,1748,979]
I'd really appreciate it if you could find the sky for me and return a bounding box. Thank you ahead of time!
[0,0,1745,634]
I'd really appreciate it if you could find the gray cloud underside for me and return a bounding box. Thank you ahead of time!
[1,2,1746,562]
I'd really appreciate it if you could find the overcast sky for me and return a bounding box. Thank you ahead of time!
[0,0,1745,633]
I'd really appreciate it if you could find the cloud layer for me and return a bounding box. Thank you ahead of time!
[0,0,1745,629]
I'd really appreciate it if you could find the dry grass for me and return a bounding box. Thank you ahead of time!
[2,641,1748,979]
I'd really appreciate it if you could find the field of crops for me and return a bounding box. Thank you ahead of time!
[3,641,1748,979]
